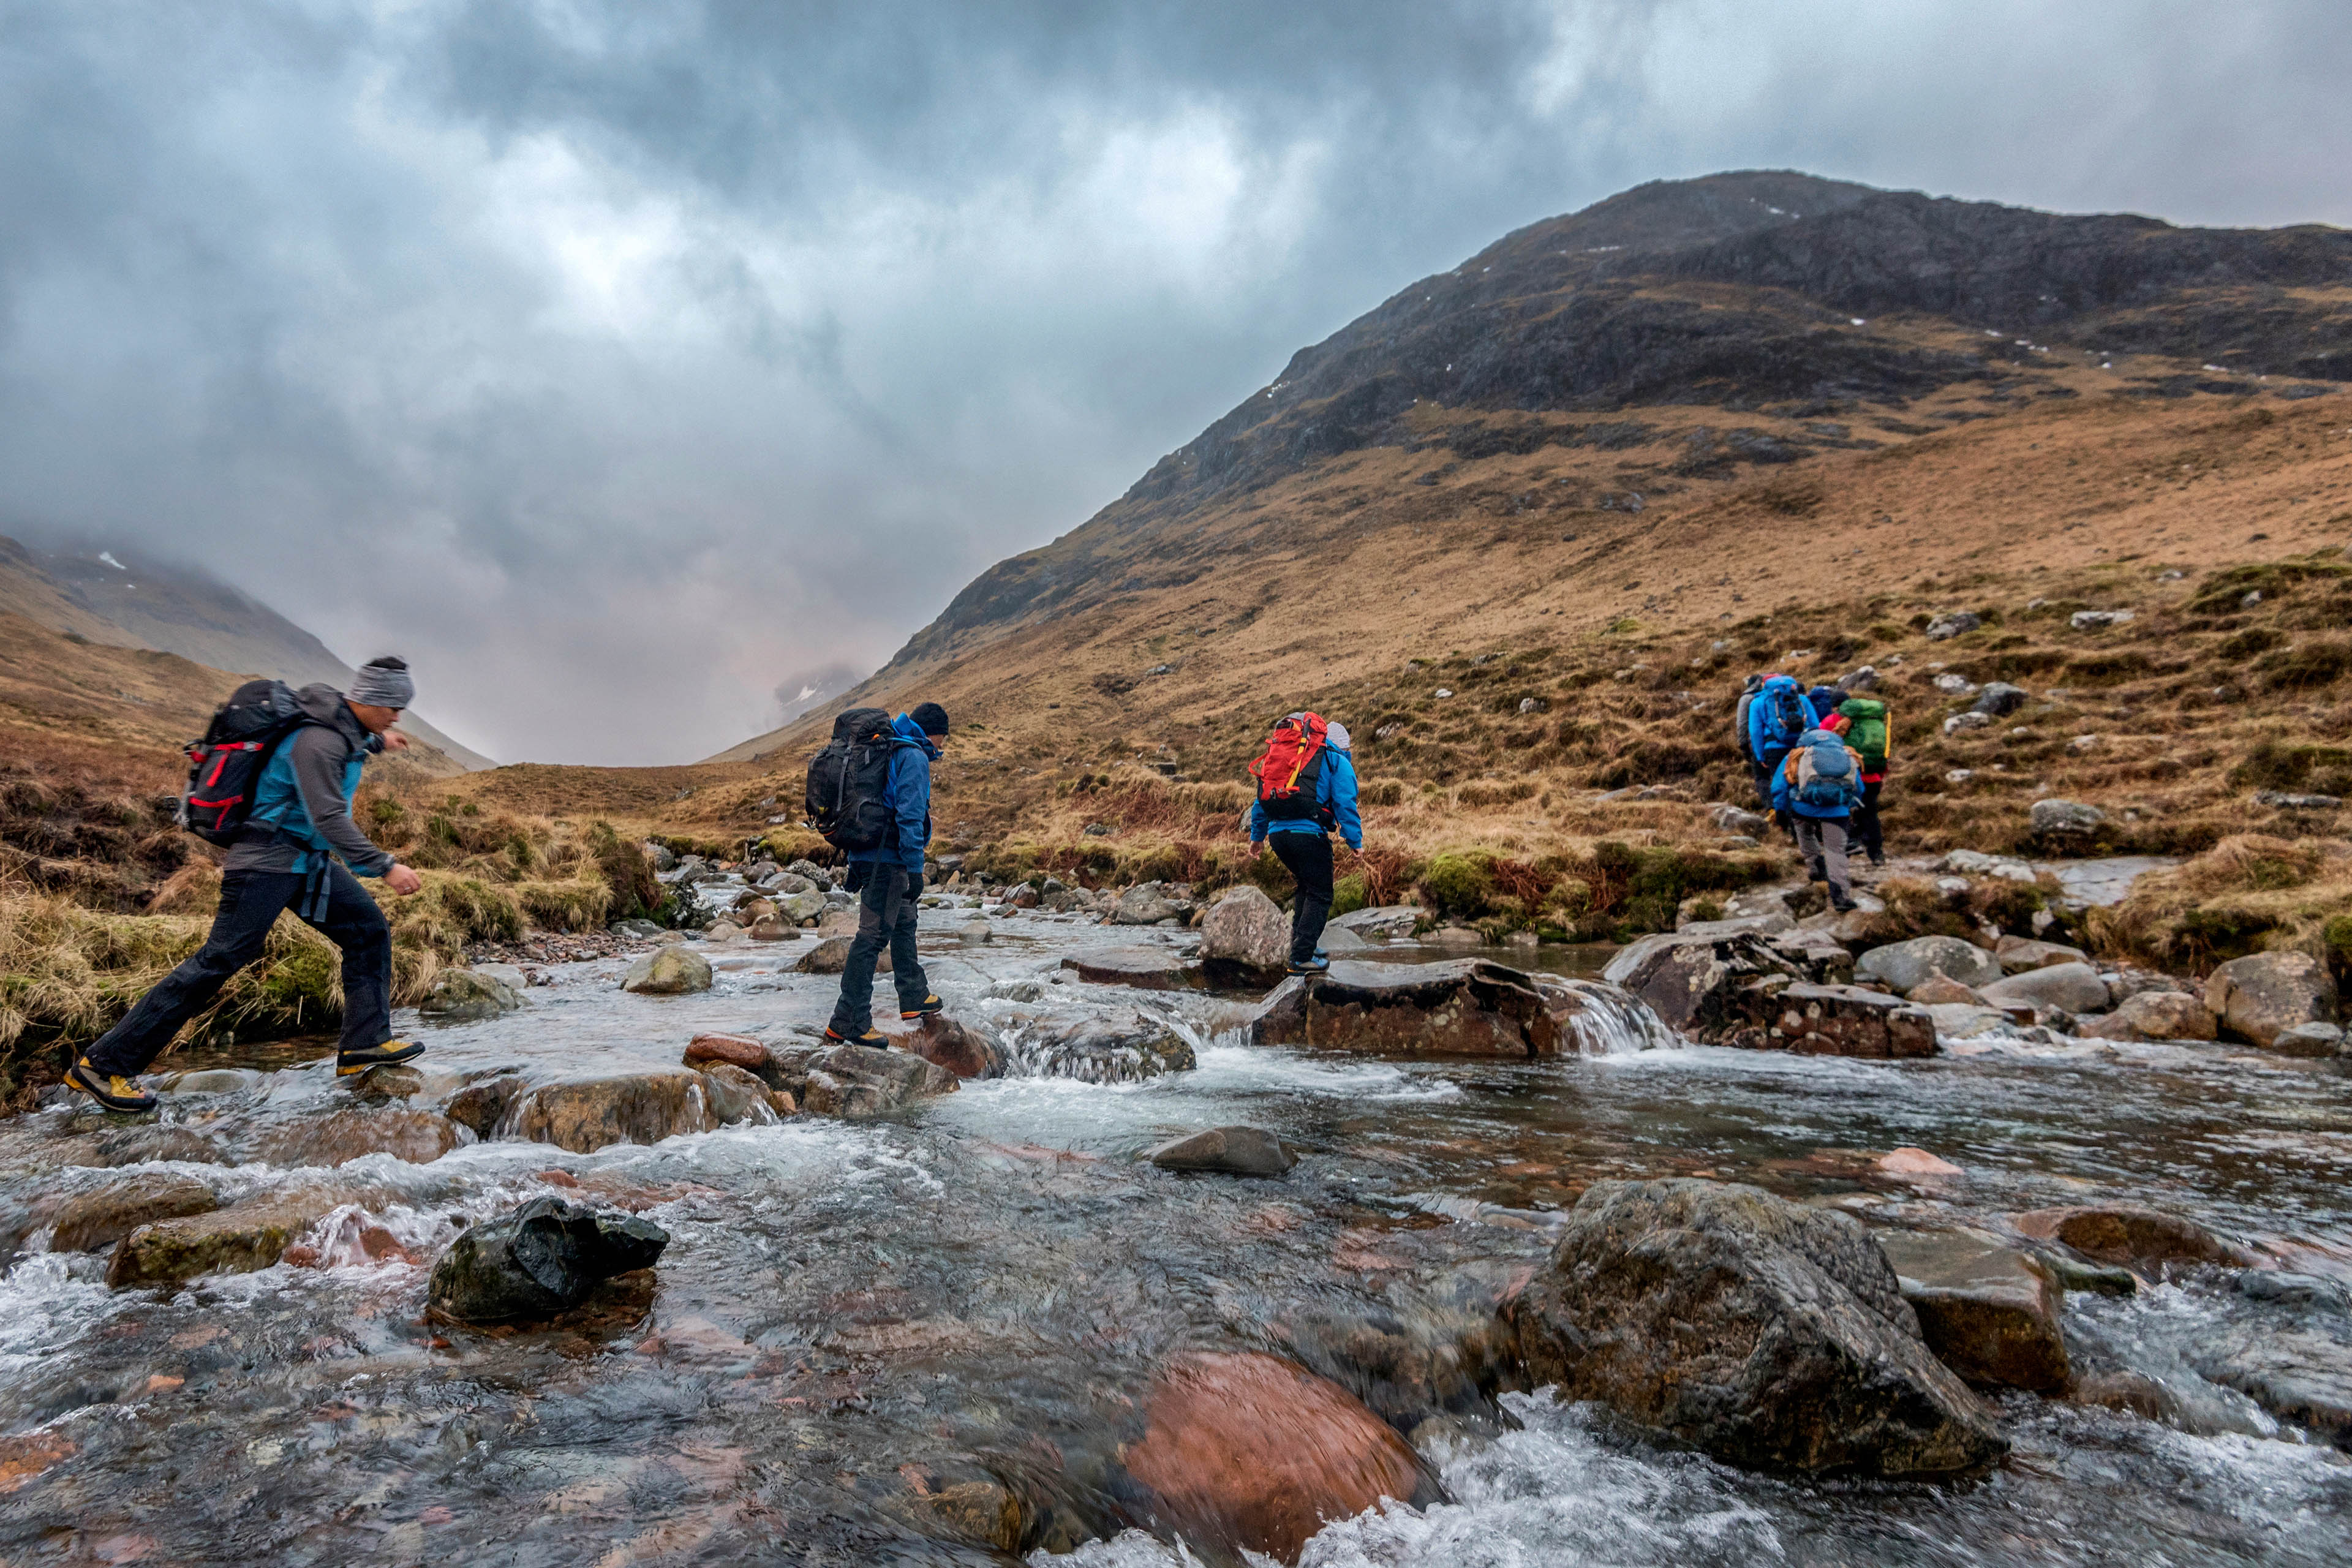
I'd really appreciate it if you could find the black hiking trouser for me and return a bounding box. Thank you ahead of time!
[829,865,929,1035]
[1852,778,1885,863]
[1270,832,1335,966]
[85,864,393,1077]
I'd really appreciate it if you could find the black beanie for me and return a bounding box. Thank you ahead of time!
[910,701,950,737]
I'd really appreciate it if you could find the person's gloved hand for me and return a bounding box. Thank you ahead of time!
[845,862,872,894]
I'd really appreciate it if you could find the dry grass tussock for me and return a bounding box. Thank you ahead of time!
[2091,835,2352,974]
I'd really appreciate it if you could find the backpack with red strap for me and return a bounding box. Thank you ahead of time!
[1249,712,1335,828]
[178,679,325,846]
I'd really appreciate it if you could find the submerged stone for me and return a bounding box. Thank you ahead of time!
[1506,1178,2006,1476]
[1122,1351,1442,1563]
[252,1108,471,1168]
[107,1191,344,1291]
[2011,1204,2254,1272]
[427,1196,668,1325]
[1147,1126,1297,1177]
[1058,948,1198,990]
[495,1071,723,1153]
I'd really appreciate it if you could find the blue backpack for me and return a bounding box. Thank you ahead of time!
[1793,733,1858,809]
[1760,680,1810,749]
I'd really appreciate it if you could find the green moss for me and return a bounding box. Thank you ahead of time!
[1417,851,1496,916]
[1330,873,1370,918]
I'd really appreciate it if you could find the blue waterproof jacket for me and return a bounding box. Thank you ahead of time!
[846,713,940,875]
[1247,742,1362,851]
[1746,674,1808,761]
[1771,728,1864,821]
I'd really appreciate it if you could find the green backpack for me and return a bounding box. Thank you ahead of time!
[1839,698,1889,771]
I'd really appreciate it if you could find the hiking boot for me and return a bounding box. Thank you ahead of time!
[824,1025,889,1046]
[899,995,944,1021]
[1830,896,1858,913]
[336,1039,424,1077]
[1867,853,1887,868]
[66,1058,157,1114]
[1285,957,1331,976]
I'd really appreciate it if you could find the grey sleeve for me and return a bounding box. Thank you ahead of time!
[289,727,394,876]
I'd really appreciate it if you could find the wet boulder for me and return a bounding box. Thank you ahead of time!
[495,1070,724,1153]
[795,935,889,974]
[764,1042,960,1118]
[1058,948,1197,990]
[427,1196,668,1325]
[1254,959,1612,1057]
[2203,950,2337,1048]
[2011,1204,2256,1273]
[1994,936,2090,974]
[2076,990,2216,1042]
[1110,881,1191,925]
[252,1108,472,1168]
[696,1064,781,1126]
[1979,962,2110,1017]
[418,968,524,1022]
[2272,1021,2348,1057]
[1147,1126,1298,1177]
[54,1123,226,1169]
[1875,1229,2070,1393]
[1199,886,1290,982]
[901,1016,1004,1079]
[1743,984,1936,1059]
[439,1072,529,1137]
[107,1189,346,1290]
[1506,1178,2006,1476]
[1122,1351,1442,1563]
[778,890,829,924]
[1330,905,1420,940]
[2196,1329,2352,1449]
[49,1175,216,1254]
[1854,935,2003,994]
[621,946,713,995]
[1001,1016,1196,1081]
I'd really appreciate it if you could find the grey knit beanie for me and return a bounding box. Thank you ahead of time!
[349,657,415,710]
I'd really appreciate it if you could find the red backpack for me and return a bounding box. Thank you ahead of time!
[1250,713,1334,826]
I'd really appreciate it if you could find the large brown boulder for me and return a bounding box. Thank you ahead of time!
[495,1071,724,1153]
[49,1175,216,1254]
[2076,990,2216,1042]
[1505,1179,2006,1476]
[1875,1229,2070,1393]
[107,1190,345,1291]
[2204,951,2338,1047]
[1252,959,1613,1057]
[1199,886,1290,981]
[1122,1351,1442,1562]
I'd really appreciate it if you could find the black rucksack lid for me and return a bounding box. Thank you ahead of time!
[830,706,892,744]
[208,679,303,742]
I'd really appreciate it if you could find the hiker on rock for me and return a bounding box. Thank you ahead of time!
[1246,712,1362,975]
[1773,721,1866,912]
[1835,693,1891,867]
[1744,674,1811,836]
[820,703,950,1043]
[67,659,428,1114]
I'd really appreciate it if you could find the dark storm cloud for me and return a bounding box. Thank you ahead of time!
[1,2,2345,761]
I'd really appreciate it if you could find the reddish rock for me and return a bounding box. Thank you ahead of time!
[1906,975,1986,1007]
[1123,1351,1439,1562]
[902,1016,1003,1079]
[2012,1204,2255,1271]
[685,1033,770,1071]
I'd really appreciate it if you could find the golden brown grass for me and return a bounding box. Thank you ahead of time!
[2091,835,2352,973]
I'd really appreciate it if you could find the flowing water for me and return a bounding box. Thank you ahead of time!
[0,896,2347,1566]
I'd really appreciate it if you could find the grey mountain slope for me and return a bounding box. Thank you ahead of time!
[6,537,494,769]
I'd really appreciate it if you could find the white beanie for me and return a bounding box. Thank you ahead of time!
[1325,720,1351,750]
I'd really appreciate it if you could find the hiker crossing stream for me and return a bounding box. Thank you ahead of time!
[1,891,2347,1565]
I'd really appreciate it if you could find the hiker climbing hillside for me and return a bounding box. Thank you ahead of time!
[1733,674,1769,807]
[1835,692,1891,867]
[1772,721,1867,912]
[1744,674,1811,835]
[1246,712,1363,975]
[812,702,951,1043]
[69,659,428,1113]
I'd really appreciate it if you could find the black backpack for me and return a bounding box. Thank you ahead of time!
[804,707,902,851]
[179,679,322,846]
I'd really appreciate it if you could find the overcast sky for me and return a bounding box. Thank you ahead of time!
[2,1,2345,764]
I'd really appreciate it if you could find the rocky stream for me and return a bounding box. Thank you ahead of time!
[0,858,2347,1565]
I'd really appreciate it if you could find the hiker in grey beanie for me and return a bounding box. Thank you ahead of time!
[349,657,415,711]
